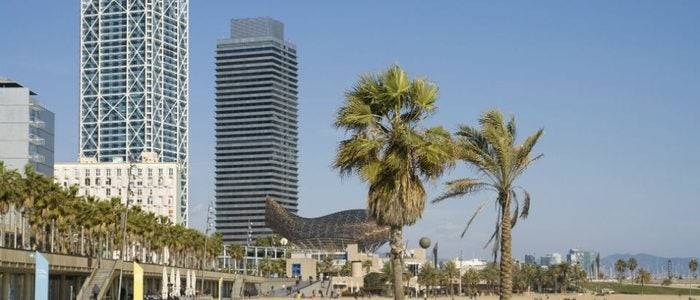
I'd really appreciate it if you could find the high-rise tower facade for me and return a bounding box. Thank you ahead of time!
[215,17,299,244]
[79,0,189,224]
[0,78,55,177]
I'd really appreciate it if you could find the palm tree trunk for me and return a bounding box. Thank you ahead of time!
[12,210,18,248]
[499,193,513,300]
[80,226,85,256]
[19,212,25,249]
[390,225,405,300]
[50,220,55,253]
[0,214,5,248]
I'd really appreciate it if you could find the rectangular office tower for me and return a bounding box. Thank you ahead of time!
[215,17,299,244]
[79,0,189,224]
[0,78,54,176]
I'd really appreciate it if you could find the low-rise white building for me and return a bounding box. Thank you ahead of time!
[451,258,489,274]
[54,153,181,223]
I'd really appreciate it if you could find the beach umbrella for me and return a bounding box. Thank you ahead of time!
[192,271,197,296]
[170,267,176,294]
[189,270,196,296]
[175,269,181,297]
[185,269,191,296]
[161,267,168,299]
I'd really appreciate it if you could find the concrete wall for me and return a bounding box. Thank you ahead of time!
[286,258,316,281]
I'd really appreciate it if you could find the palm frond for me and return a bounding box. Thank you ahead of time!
[484,213,502,261]
[432,179,490,203]
[510,189,519,229]
[506,114,517,142]
[416,126,455,179]
[333,136,382,178]
[334,97,375,131]
[460,199,489,238]
[381,65,410,100]
[513,128,544,170]
[518,186,531,218]
[409,78,438,112]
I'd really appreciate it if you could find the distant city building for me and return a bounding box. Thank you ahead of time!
[567,248,599,279]
[524,254,537,265]
[0,77,54,176]
[540,253,563,267]
[451,258,489,274]
[214,17,299,244]
[54,152,181,223]
[79,0,190,225]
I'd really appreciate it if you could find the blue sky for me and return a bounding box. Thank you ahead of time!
[1,0,698,259]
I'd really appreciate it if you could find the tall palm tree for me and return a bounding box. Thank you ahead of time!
[0,162,22,248]
[627,258,638,280]
[334,65,455,300]
[614,259,627,282]
[432,109,543,300]
[442,260,459,299]
[228,244,245,272]
[462,269,481,297]
[689,258,698,297]
[636,268,651,295]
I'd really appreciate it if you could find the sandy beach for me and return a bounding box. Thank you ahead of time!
[267,295,697,300]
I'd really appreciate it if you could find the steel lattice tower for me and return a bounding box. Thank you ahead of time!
[79,0,189,225]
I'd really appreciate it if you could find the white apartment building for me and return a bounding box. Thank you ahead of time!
[54,153,181,223]
[451,258,489,275]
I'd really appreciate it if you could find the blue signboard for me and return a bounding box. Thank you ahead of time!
[34,252,49,300]
[292,264,301,277]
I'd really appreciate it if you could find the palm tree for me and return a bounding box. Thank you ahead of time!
[228,244,245,272]
[462,269,481,297]
[259,257,275,277]
[689,258,698,297]
[614,259,627,283]
[480,263,500,295]
[333,65,455,300]
[627,258,638,281]
[442,261,459,299]
[317,255,335,278]
[636,268,651,295]
[0,161,227,271]
[432,109,543,299]
[417,263,439,298]
[0,162,22,248]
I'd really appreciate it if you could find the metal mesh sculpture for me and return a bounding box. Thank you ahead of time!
[265,198,390,252]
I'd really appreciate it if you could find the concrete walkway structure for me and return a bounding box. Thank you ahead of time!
[0,248,266,299]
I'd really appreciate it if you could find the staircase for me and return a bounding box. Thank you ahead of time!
[77,260,117,300]
[297,279,325,296]
[267,280,317,297]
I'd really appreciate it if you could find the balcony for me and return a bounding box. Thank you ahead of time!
[29,119,46,129]
[29,101,42,111]
[29,134,45,146]
[29,154,45,163]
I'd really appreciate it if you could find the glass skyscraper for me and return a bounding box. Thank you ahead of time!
[214,17,299,244]
[79,0,189,224]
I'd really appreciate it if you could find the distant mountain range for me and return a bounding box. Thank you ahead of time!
[601,253,697,278]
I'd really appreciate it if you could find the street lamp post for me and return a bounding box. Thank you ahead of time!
[117,158,136,300]
[418,237,431,299]
[199,201,215,298]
